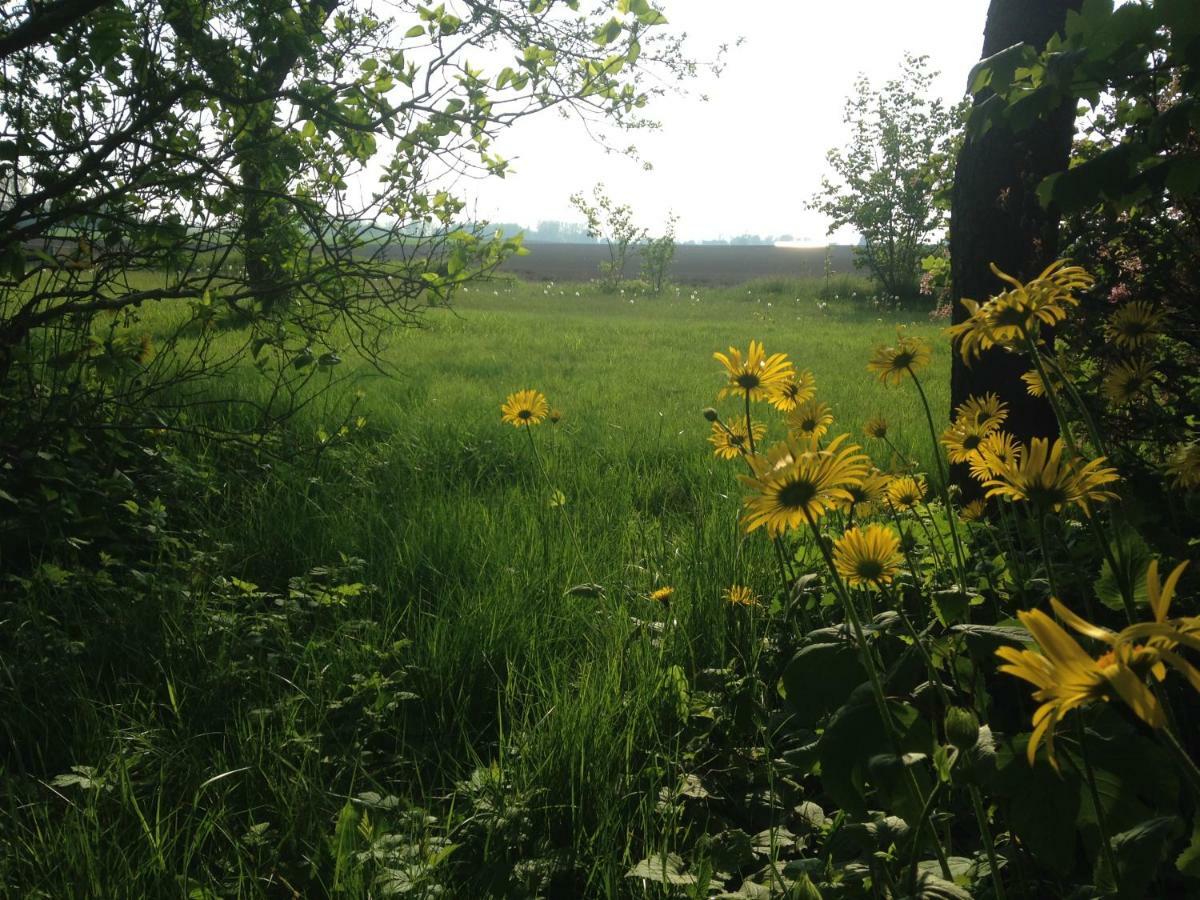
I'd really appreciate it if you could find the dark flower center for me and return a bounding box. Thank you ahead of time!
[778,479,817,509]
[963,434,982,451]
[518,409,532,419]
[736,373,761,389]
[856,560,884,580]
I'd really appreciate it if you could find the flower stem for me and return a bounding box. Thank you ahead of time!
[525,423,594,582]
[907,367,969,594]
[969,784,1008,900]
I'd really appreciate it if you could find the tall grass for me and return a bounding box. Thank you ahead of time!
[1,277,947,896]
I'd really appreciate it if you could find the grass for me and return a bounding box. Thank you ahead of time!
[0,276,948,897]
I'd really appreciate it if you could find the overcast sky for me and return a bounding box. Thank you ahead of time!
[462,0,993,243]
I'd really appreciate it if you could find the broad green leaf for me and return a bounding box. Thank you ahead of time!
[625,853,697,885]
[779,642,865,728]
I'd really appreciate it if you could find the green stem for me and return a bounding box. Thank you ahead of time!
[969,784,1008,900]
[907,367,969,594]
[1074,716,1123,895]
[803,509,953,881]
[1159,725,1200,802]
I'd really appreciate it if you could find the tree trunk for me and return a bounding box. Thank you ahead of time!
[949,0,1082,496]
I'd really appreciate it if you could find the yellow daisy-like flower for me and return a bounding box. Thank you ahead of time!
[967,431,1023,482]
[714,340,795,403]
[959,498,987,522]
[649,586,675,604]
[941,418,995,465]
[866,332,933,386]
[548,409,563,425]
[842,469,892,516]
[501,389,550,427]
[983,437,1119,514]
[768,370,817,412]
[740,434,870,535]
[863,416,889,440]
[787,399,834,441]
[1021,369,1048,398]
[954,393,1008,432]
[1166,443,1200,489]
[946,260,1093,364]
[723,585,759,607]
[996,606,1165,769]
[833,523,904,588]
[1102,358,1155,405]
[886,475,927,511]
[1106,300,1166,350]
[709,420,766,460]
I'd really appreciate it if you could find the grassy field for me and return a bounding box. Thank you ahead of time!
[2,276,950,897]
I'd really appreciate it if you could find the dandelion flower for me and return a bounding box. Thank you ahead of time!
[833,524,904,588]
[501,389,549,427]
[709,420,766,460]
[1102,358,1155,405]
[1106,300,1166,350]
[983,437,1119,514]
[714,340,795,402]
[1167,443,1200,489]
[768,370,817,412]
[996,606,1165,768]
[649,586,675,604]
[863,416,889,440]
[867,332,932,386]
[787,399,834,441]
[886,475,927,511]
[740,434,870,535]
[723,585,759,607]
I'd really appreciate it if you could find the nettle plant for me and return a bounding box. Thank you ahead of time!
[613,262,1200,898]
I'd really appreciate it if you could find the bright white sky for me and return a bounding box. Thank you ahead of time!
[464,0,992,243]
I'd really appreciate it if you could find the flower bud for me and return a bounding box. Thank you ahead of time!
[702,407,719,422]
[790,874,823,900]
[945,707,981,751]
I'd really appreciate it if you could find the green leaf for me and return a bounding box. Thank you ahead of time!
[625,853,697,885]
[404,24,425,38]
[779,642,866,728]
[594,17,623,46]
[994,736,1081,875]
[1095,816,1181,898]
[1094,524,1150,612]
[1177,815,1200,878]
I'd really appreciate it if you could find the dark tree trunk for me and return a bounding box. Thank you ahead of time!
[949,0,1082,496]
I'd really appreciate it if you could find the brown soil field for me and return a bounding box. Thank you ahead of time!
[498,242,860,285]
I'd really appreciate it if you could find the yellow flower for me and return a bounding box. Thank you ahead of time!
[723,585,759,607]
[1167,443,1200,489]
[886,475,927,511]
[842,469,892,516]
[996,606,1165,768]
[709,420,766,460]
[1021,369,1048,398]
[941,418,995,465]
[946,260,1093,364]
[714,340,795,402]
[649,586,675,604]
[967,431,1022,482]
[549,409,563,425]
[501,389,550,427]
[740,434,870,535]
[983,437,1119,515]
[954,393,1008,431]
[863,416,889,440]
[867,332,932,386]
[833,524,904,588]
[787,399,834,441]
[1106,300,1166,350]
[768,370,817,412]
[959,498,987,522]
[1102,358,1155,405]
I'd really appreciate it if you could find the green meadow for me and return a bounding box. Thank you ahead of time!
[2,276,948,896]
